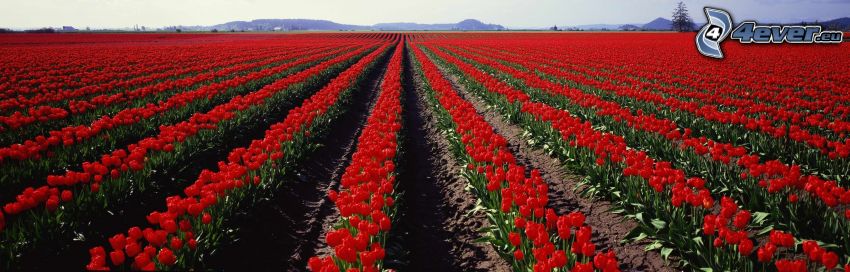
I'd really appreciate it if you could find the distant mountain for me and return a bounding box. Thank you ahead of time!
[208,19,369,31]
[372,22,453,31]
[569,24,639,30]
[641,18,673,30]
[193,18,504,31]
[374,19,505,31]
[820,17,850,30]
[619,24,640,31]
[641,17,700,31]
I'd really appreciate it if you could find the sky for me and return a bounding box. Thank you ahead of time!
[1,0,848,29]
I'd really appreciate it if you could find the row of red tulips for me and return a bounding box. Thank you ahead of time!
[437,45,850,243]
[85,39,394,271]
[0,46,282,116]
[463,43,850,168]
[0,34,361,100]
[536,52,850,158]
[0,42,373,221]
[411,42,619,272]
[0,45,220,100]
[571,43,850,126]
[0,45,351,164]
[467,34,850,127]
[490,42,850,136]
[580,60,850,137]
[0,42,379,265]
[0,45,310,131]
[456,43,849,191]
[309,39,404,272]
[418,43,847,271]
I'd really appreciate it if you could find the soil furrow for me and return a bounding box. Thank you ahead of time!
[205,49,392,271]
[438,66,676,272]
[383,45,510,272]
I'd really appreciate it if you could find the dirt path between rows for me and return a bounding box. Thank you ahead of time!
[207,50,391,271]
[382,46,510,272]
[436,64,676,272]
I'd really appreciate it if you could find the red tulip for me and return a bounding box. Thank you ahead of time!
[821,251,838,270]
[170,237,183,250]
[157,248,176,266]
[61,190,73,202]
[125,242,141,258]
[45,196,59,212]
[513,249,524,260]
[202,212,212,224]
[508,232,521,247]
[738,239,754,256]
[108,234,126,251]
[733,210,751,229]
[109,250,125,266]
[133,252,151,269]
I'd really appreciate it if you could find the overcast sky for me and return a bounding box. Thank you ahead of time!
[1,0,848,29]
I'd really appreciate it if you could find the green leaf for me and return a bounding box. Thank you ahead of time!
[691,236,704,247]
[634,212,645,223]
[756,226,774,236]
[622,227,648,243]
[661,247,673,260]
[608,208,625,214]
[632,232,649,243]
[650,219,667,230]
[752,212,770,225]
[645,241,662,251]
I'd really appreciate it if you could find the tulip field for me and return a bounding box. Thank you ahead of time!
[0,32,848,271]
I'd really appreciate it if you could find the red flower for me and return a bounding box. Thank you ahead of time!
[702,215,716,235]
[161,219,178,233]
[87,246,108,271]
[738,239,754,256]
[202,212,212,224]
[787,194,798,203]
[513,249,524,260]
[757,244,776,262]
[133,252,151,270]
[821,251,838,270]
[581,242,596,256]
[109,250,125,266]
[170,237,183,250]
[775,259,807,272]
[713,237,723,247]
[61,190,73,202]
[125,242,141,258]
[45,196,59,212]
[157,248,177,266]
[108,234,126,251]
[571,262,593,272]
[334,245,357,263]
[508,232,522,247]
[733,210,751,229]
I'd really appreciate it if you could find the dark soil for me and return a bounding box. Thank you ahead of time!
[206,51,391,271]
[439,67,676,272]
[382,46,510,272]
